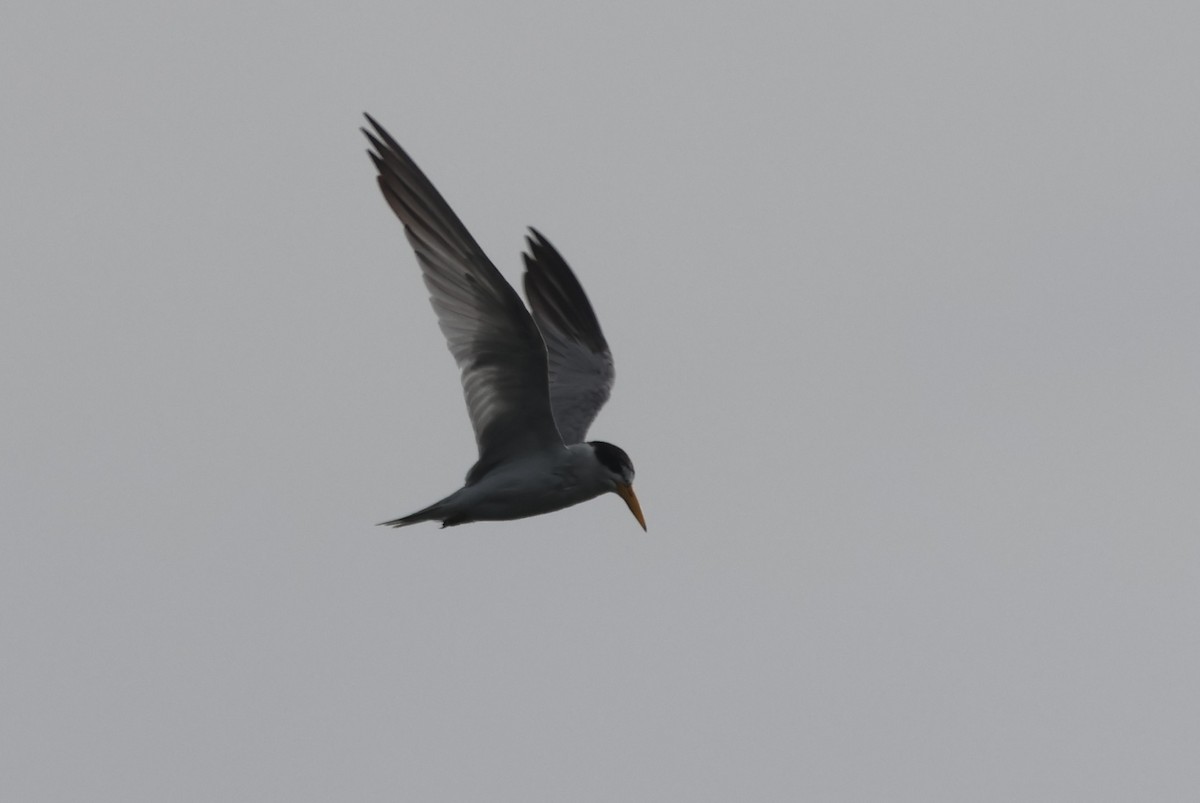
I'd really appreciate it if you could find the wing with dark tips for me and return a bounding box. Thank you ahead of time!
[363,115,562,480]
[522,229,615,444]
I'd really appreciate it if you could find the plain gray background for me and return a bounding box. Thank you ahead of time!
[4,1,1198,800]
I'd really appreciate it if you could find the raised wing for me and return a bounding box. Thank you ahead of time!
[362,115,562,481]
[522,229,615,444]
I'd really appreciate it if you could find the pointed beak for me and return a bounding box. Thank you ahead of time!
[615,483,647,531]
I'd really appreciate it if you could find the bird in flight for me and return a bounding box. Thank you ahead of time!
[362,114,646,531]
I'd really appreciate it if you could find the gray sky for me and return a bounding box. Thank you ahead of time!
[4,1,1199,800]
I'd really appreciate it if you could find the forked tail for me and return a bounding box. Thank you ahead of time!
[378,503,442,528]
[378,495,467,528]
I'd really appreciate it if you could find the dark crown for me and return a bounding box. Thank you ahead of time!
[589,441,634,480]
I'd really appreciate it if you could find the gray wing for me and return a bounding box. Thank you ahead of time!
[363,115,562,482]
[522,229,615,444]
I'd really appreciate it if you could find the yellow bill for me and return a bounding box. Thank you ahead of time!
[615,483,647,531]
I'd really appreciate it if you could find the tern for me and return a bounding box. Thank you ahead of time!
[362,114,646,531]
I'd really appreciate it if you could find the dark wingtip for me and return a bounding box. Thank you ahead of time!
[524,227,544,256]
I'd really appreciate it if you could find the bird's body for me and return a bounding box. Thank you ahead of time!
[362,114,645,530]
[382,442,623,527]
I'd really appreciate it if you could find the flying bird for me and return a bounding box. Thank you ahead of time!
[362,114,645,531]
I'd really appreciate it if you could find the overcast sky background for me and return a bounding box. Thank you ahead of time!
[4,2,1199,800]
